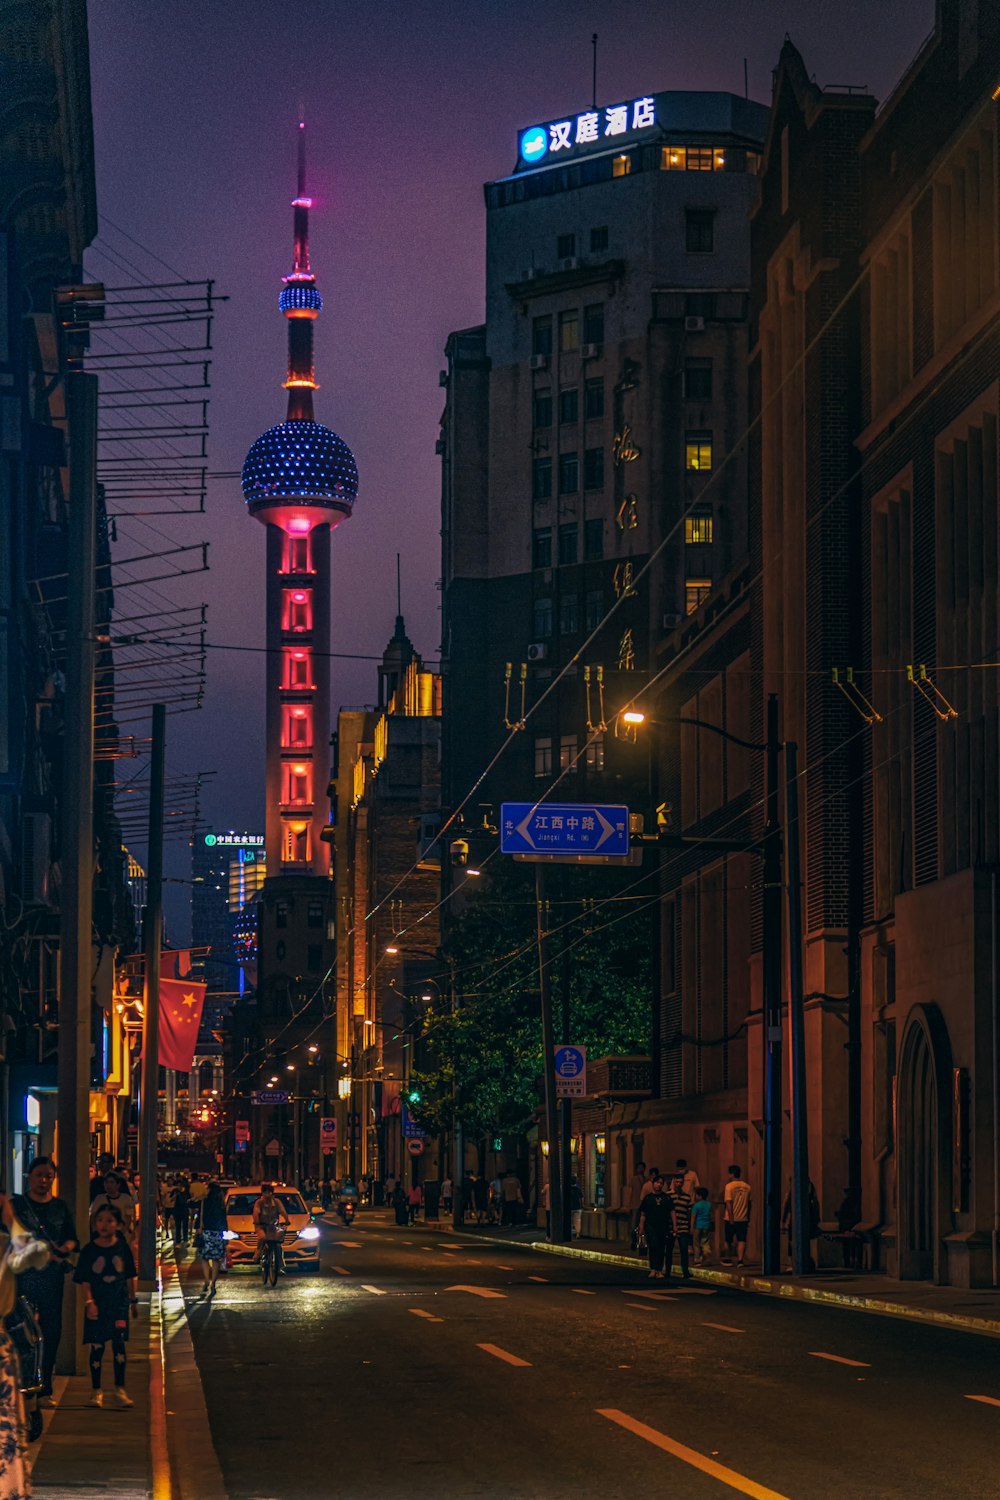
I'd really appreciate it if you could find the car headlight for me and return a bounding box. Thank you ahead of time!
[222,1230,238,1240]
[299,1225,320,1241]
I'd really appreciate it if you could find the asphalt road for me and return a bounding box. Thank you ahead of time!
[181,1213,1000,1500]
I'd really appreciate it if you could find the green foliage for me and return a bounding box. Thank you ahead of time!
[409,859,652,1140]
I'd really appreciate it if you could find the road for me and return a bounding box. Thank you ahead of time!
[181,1213,1000,1499]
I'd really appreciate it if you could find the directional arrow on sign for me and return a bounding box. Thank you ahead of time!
[445,1285,507,1299]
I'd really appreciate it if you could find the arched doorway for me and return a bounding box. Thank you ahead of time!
[897,1006,952,1282]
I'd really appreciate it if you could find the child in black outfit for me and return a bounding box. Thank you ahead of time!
[74,1204,138,1408]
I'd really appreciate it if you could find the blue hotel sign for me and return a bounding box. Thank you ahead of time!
[519,96,657,167]
[501,802,630,858]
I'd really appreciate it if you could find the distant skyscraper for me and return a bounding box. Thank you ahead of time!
[191,831,265,994]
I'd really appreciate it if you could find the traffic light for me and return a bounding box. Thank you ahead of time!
[407,1089,421,1105]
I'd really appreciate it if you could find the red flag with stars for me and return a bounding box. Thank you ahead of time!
[158,976,207,1072]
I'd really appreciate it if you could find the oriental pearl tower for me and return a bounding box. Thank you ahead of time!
[242,123,357,877]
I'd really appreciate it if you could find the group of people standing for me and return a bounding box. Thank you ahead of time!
[632,1160,752,1279]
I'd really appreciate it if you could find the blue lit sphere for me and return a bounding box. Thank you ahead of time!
[279,284,323,315]
[242,420,358,513]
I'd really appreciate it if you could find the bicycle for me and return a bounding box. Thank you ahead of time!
[260,1229,285,1287]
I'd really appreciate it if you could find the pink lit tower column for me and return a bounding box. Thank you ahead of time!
[242,124,357,878]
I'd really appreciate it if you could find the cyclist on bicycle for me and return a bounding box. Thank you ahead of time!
[252,1184,290,1263]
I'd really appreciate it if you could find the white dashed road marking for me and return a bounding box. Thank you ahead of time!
[809,1351,870,1368]
[477,1343,532,1367]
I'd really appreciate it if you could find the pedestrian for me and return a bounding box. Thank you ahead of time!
[669,1171,693,1279]
[440,1175,453,1213]
[189,1172,208,1233]
[384,1173,397,1201]
[723,1164,751,1268]
[321,1178,333,1211]
[0,1190,48,1492]
[75,1204,138,1408]
[489,1172,503,1224]
[391,1183,408,1227]
[158,1175,176,1238]
[196,1181,227,1296]
[692,1186,713,1264]
[473,1174,489,1224]
[675,1157,700,1200]
[637,1174,672,1279]
[407,1182,422,1224]
[12,1156,79,1406]
[171,1175,190,1246]
[570,1176,583,1238]
[91,1171,137,1250]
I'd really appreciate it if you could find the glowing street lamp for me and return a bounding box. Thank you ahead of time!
[622,710,645,725]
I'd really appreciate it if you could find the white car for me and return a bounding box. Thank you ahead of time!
[222,1184,321,1271]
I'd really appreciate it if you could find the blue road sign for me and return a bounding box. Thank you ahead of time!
[401,1103,427,1139]
[554,1045,587,1098]
[500,802,629,857]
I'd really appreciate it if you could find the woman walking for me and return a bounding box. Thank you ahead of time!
[74,1205,138,1408]
[12,1157,79,1405]
[197,1182,227,1296]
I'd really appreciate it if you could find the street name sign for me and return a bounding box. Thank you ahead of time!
[251,1090,290,1105]
[401,1103,427,1139]
[501,803,629,858]
[554,1045,587,1099]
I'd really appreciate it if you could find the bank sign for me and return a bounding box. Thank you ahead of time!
[519,96,657,168]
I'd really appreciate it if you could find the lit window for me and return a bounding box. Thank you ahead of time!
[533,527,552,569]
[282,820,310,865]
[281,534,313,574]
[714,149,726,170]
[584,522,604,563]
[685,510,713,545]
[559,734,578,772]
[559,594,578,635]
[585,734,605,772]
[534,597,553,639]
[685,432,713,471]
[558,452,579,494]
[282,762,313,806]
[686,147,714,171]
[533,390,552,428]
[685,578,712,614]
[612,154,631,177]
[283,647,314,689]
[558,524,578,565]
[534,736,553,777]
[590,225,609,253]
[583,304,604,345]
[557,232,576,259]
[684,359,713,401]
[533,316,553,357]
[584,378,604,420]
[282,704,313,748]
[584,447,604,491]
[559,388,579,424]
[282,588,312,632]
[685,209,715,254]
[661,147,686,171]
[532,457,552,500]
[559,310,579,352]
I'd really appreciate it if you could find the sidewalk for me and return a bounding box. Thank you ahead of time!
[404,1212,1000,1339]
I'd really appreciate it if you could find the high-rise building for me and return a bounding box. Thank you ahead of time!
[190,831,266,994]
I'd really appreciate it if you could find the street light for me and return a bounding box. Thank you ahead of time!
[337,1075,352,1100]
[385,945,399,955]
[622,709,646,725]
[308,1044,318,1054]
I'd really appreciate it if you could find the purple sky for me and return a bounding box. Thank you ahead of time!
[85,0,932,933]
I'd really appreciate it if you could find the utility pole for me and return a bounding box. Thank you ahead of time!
[451,965,464,1229]
[785,741,811,1274]
[137,702,166,1288]
[536,864,565,1242]
[762,694,783,1276]
[348,1040,358,1184]
[56,371,98,1374]
[559,937,572,1243]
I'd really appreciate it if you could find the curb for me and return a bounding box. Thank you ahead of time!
[406,1217,1000,1341]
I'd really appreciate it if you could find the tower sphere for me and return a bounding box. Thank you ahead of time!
[242,418,358,518]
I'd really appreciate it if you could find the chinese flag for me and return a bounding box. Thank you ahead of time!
[158,977,207,1073]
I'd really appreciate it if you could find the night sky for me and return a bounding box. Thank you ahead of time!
[85,0,932,934]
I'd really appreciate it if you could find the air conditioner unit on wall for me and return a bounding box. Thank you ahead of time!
[684,315,705,332]
[529,353,549,371]
[527,642,548,662]
[20,812,51,905]
[581,342,602,359]
[561,257,581,271]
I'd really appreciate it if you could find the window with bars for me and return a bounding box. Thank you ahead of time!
[685,432,713,471]
[685,578,712,614]
[685,509,713,545]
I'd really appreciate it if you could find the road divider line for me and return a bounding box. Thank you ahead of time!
[597,1409,791,1500]
[527,1275,548,1283]
[965,1394,1000,1408]
[625,1302,659,1311]
[332,1266,351,1276]
[494,1265,514,1271]
[410,1308,443,1322]
[477,1343,532,1367]
[446,1284,507,1299]
[808,1351,870,1367]
[360,1285,385,1295]
[573,1289,596,1295]
[704,1322,745,1333]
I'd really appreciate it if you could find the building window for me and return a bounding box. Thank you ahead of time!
[282,821,309,865]
[662,147,686,170]
[684,358,713,400]
[532,456,552,499]
[590,225,608,253]
[685,509,713,545]
[557,232,576,260]
[559,594,578,634]
[558,388,579,424]
[534,736,553,777]
[559,733,578,772]
[307,899,323,928]
[282,588,313,633]
[612,154,630,177]
[583,303,604,345]
[558,523,578,565]
[283,762,313,806]
[559,310,579,352]
[558,452,579,494]
[584,520,604,562]
[585,733,605,771]
[276,900,288,929]
[283,647,314,689]
[533,390,552,428]
[585,587,604,629]
[282,704,313,748]
[533,316,553,357]
[533,527,552,568]
[687,147,714,171]
[685,431,713,471]
[584,447,605,491]
[685,209,715,253]
[685,577,712,614]
[281,534,313,575]
[584,378,605,420]
[533,597,553,639]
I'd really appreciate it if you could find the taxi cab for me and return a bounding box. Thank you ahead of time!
[222,1183,321,1271]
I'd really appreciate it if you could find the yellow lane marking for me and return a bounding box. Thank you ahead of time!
[446,1284,507,1298]
[809,1351,870,1368]
[331,1266,351,1276]
[625,1302,659,1311]
[573,1289,596,1295]
[409,1308,443,1322]
[966,1394,1000,1408]
[360,1285,385,1295]
[477,1343,532,1367]
[597,1409,792,1500]
[494,1264,514,1271]
[527,1275,548,1283]
[704,1322,744,1333]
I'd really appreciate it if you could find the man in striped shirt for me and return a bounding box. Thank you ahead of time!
[669,1172,694,1280]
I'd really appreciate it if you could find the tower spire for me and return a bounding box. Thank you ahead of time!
[280,119,321,420]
